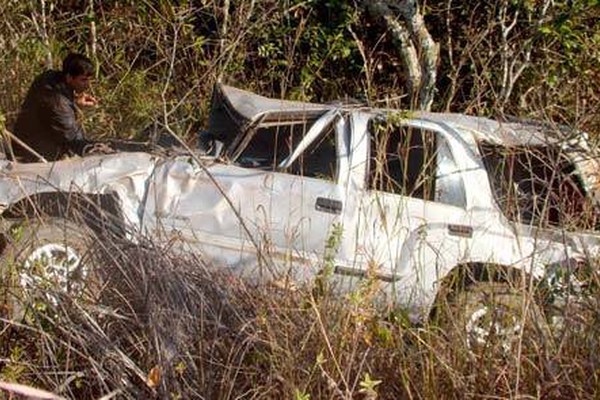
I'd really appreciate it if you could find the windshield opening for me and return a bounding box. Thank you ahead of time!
[236,119,317,170]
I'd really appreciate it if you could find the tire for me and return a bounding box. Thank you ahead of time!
[0,218,100,321]
[438,281,549,354]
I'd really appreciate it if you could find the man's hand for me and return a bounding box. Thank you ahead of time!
[75,93,98,108]
[83,141,114,155]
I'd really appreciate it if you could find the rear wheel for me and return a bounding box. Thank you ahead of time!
[438,281,549,354]
[0,218,100,320]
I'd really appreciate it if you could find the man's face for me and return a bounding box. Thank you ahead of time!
[65,73,93,93]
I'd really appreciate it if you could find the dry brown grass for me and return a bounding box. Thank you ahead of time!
[0,223,598,399]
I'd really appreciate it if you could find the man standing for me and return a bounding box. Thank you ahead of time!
[13,53,98,162]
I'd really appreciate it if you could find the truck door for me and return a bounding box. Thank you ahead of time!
[352,115,473,306]
[235,111,357,282]
[143,111,356,284]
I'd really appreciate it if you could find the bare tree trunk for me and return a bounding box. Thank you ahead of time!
[216,0,230,81]
[87,0,99,77]
[367,2,421,102]
[365,0,439,110]
[220,0,230,54]
[398,0,439,110]
[497,0,552,112]
[31,0,53,68]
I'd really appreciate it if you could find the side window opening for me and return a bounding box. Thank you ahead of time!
[367,118,466,207]
[479,142,598,230]
[236,119,338,181]
[368,122,435,199]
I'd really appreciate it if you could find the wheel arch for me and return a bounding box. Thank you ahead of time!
[428,261,538,320]
[0,191,126,245]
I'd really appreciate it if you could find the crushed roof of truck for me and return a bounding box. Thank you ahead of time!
[211,83,588,149]
[413,111,588,148]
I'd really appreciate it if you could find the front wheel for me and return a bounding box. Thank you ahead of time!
[0,218,100,320]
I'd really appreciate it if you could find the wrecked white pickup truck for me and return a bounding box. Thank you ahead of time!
[1,84,599,345]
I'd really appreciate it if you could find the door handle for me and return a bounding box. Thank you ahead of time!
[448,224,473,238]
[315,197,343,214]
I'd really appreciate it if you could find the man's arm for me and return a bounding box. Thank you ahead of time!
[46,94,90,154]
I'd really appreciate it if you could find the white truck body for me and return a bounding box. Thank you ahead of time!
[1,84,598,319]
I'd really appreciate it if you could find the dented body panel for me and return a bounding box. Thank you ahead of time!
[1,84,599,319]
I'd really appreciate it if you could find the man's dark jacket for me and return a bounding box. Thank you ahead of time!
[13,70,88,162]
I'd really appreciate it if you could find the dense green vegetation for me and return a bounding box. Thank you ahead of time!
[0,1,599,399]
[1,0,598,141]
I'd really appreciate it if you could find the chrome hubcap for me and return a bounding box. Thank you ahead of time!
[466,305,521,351]
[19,243,87,305]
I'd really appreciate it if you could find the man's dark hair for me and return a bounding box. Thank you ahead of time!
[62,53,94,77]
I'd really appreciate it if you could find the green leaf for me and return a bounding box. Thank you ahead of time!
[359,373,382,398]
[316,351,326,365]
[294,389,310,400]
